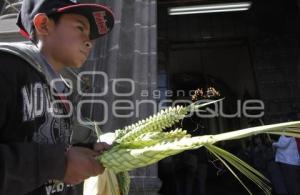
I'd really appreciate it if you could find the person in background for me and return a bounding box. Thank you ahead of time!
[273,135,300,195]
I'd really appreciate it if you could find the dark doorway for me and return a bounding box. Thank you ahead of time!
[157,0,300,195]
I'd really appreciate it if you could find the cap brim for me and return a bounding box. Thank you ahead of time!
[57,4,114,40]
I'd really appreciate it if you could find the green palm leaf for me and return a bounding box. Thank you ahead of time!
[86,100,300,195]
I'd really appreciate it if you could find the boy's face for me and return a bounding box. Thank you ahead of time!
[45,13,92,69]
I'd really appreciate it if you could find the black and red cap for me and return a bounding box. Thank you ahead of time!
[17,0,115,40]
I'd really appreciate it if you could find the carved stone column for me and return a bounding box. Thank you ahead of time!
[0,0,25,42]
[1,0,22,15]
[129,166,161,195]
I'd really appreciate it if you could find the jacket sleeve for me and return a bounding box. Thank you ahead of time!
[273,135,291,148]
[0,143,66,194]
[0,53,66,194]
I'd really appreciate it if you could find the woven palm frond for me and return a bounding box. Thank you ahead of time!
[89,101,300,195]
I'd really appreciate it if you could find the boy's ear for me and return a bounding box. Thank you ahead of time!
[33,13,53,36]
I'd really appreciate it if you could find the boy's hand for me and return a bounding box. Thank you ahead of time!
[64,147,104,185]
[93,142,111,153]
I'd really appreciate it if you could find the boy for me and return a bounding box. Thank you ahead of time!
[0,0,114,194]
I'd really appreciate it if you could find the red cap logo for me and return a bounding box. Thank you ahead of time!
[93,11,109,35]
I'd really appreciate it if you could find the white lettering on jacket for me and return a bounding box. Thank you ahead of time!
[22,82,55,121]
[45,182,65,195]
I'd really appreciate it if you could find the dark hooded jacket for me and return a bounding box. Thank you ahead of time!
[0,42,75,195]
